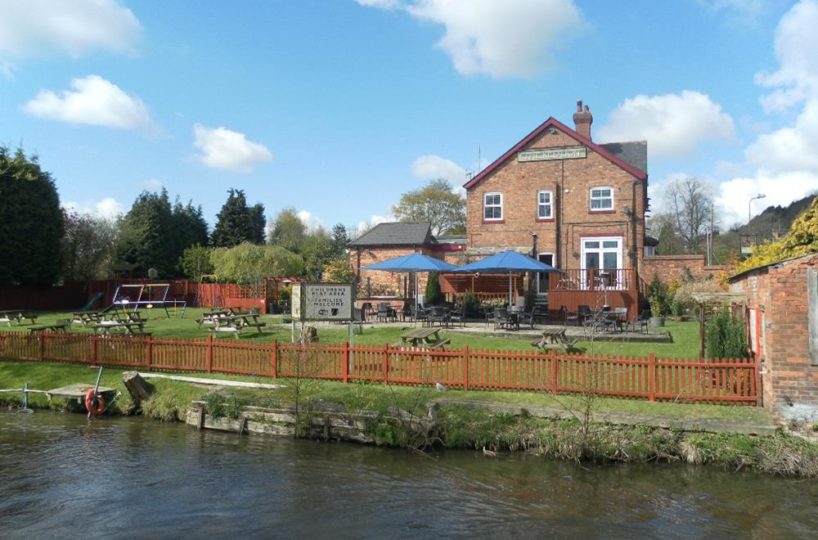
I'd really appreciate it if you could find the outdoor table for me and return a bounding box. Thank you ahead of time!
[398,327,449,349]
[540,328,567,343]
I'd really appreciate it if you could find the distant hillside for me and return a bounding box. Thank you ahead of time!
[739,194,816,239]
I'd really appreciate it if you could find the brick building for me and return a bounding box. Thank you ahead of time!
[455,101,648,317]
[349,222,466,299]
[353,101,651,317]
[729,253,818,421]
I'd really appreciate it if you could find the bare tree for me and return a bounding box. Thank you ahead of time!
[665,177,716,254]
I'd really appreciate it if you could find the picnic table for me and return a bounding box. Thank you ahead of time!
[91,320,148,336]
[396,327,450,350]
[531,328,578,353]
[0,310,38,326]
[28,320,70,334]
[208,312,267,339]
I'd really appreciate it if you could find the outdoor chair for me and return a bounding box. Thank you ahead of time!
[492,307,509,330]
[376,303,395,323]
[427,305,449,327]
[631,309,650,333]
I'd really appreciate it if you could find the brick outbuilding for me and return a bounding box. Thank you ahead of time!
[729,252,818,421]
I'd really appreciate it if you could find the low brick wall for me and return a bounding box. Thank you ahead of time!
[644,255,726,284]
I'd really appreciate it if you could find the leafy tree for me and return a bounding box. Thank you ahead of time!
[665,177,716,253]
[116,189,175,277]
[61,211,118,281]
[300,228,333,280]
[329,223,349,259]
[171,199,209,259]
[647,213,683,255]
[210,242,304,283]
[212,189,264,247]
[269,207,306,252]
[178,244,214,279]
[0,147,64,286]
[392,179,466,236]
[248,203,266,244]
[733,195,818,275]
[322,256,355,283]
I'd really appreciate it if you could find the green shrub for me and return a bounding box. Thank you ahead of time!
[705,308,748,359]
[424,272,443,305]
[463,290,481,318]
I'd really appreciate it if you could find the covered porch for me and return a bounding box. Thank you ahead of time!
[440,267,642,322]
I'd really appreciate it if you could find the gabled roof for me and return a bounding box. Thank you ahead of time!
[348,222,432,247]
[463,117,648,190]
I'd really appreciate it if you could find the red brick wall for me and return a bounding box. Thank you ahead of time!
[466,127,646,275]
[730,255,818,420]
[644,255,726,285]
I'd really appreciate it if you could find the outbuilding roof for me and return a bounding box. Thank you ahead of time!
[348,222,432,247]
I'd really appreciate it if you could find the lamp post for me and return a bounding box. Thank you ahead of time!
[748,193,766,223]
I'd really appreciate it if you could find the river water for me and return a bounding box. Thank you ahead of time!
[1,412,816,539]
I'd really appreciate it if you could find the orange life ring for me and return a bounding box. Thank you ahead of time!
[84,388,106,416]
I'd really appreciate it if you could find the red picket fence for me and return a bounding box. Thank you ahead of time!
[0,333,759,404]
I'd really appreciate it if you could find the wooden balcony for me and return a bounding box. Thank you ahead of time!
[548,269,640,321]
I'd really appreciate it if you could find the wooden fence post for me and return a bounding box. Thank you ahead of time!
[551,351,559,393]
[342,341,350,383]
[90,335,98,365]
[145,335,153,370]
[463,345,469,391]
[271,340,278,378]
[206,335,214,373]
[39,333,45,362]
[382,344,389,384]
[648,352,656,402]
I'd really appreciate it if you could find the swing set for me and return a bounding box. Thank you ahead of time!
[111,283,187,317]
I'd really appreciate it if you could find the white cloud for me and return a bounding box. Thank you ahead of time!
[63,197,124,221]
[410,154,466,182]
[360,0,584,78]
[192,123,272,172]
[0,0,140,68]
[297,210,323,232]
[142,178,164,190]
[355,0,403,8]
[597,91,735,159]
[699,0,765,20]
[23,75,153,130]
[356,214,392,236]
[755,0,818,112]
[716,171,818,228]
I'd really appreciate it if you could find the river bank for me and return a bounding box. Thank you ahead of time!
[2,360,817,479]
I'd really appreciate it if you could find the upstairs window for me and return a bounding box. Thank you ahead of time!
[590,186,613,211]
[537,190,553,219]
[483,192,503,221]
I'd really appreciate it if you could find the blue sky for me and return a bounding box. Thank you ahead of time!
[2,0,817,234]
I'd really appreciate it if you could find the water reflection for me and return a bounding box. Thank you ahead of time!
[1,412,815,538]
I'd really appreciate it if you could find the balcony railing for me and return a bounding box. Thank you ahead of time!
[550,268,634,292]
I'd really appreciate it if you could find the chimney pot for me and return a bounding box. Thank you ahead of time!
[573,100,593,140]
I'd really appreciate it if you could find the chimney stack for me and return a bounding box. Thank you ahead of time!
[573,100,593,140]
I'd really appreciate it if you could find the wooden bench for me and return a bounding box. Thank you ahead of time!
[531,337,579,353]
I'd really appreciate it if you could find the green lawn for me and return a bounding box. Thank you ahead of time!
[0,308,702,358]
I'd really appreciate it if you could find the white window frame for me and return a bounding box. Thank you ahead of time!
[483,192,503,221]
[580,236,623,290]
[537,190,553,219]
[589,186,614,212]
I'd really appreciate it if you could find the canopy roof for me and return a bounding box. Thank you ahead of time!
[458,250,561,273]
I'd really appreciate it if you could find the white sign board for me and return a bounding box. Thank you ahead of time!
[291,283,354,321]
[518,146,586,162]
